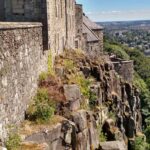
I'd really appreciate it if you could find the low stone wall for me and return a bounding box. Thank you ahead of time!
[0,22,48,139]
[112,60,134,82]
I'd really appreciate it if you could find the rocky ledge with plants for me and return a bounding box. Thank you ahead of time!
[3,49,145,150]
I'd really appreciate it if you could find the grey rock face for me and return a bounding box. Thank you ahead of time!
[63,84,81,111]
[100,141,127,150]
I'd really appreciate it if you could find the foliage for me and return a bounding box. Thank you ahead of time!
[133,72,150,126]
[145,126,150,144]
[132,136,150,150]
[146,78,150,91]
[89,90,97,109]
[63,59,75,70]
[48,51,55,75]
[69,74,91,98]
[6,133,21,150]
[126,48,150,83]
[27,88,56,123]
[104,41,130,60]
[97,125,107,142]
[108,111,116,122]
[104,38,150,129]
[39,72,49,82]
[80,98,89,110]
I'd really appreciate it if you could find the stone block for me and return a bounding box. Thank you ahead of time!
[71,110,87,132]
[63,84,81,101]
[100,141,127,150]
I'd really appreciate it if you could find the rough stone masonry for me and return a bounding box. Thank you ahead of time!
[0,22,48,140]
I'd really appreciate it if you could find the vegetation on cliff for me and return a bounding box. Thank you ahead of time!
[104,37,150,148]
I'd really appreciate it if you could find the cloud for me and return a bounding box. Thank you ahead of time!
[86,9,150,21]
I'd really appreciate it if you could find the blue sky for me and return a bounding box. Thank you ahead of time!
[76,0,150,22]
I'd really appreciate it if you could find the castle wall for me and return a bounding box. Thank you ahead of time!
[75,4,84,50]
[66,0,76,49]
[4,0,42,21]
[0,0,5,20]
[86,41,100,57]
[93,30,104,52]
[3,0,49,50]
[112,60,134,82]
[46,0,66,57]
[0,22,48,139]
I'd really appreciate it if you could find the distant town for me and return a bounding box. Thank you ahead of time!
[98,20,150,56]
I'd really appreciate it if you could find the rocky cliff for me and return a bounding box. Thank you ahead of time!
[2,50,142,150]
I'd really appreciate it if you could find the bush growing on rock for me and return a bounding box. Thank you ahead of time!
[6,133,21,150]
[89,90,97,109]
[132,136,150,150]
[26,88,56,123]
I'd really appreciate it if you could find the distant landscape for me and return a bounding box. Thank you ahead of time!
[98,20,150,56]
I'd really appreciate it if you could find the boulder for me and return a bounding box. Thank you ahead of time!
[63,84,81,111]
[100,141,127,150]
[71,110,87,132]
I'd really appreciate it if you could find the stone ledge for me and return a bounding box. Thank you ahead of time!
[112,60,133,64]
[0,22,42,30]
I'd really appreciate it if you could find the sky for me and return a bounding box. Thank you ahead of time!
[76,0,150,22]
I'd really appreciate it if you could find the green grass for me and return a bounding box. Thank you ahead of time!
[6,133,21,150]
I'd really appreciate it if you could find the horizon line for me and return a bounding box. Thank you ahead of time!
[96,19,150,23]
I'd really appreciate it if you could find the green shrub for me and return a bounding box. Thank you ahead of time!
[133,136,150,150]
[89,90,97,109]
[64,59,74,70]
[27,88,56,123]
[48,51,55,75]
[69,74,91,99]
[6,133,21,150]
[104,42,130,60]
[39,72,48,82]
[77,75,91,98]
[97,125,107,142]
[145,126,150,144]
[108,111,116,121]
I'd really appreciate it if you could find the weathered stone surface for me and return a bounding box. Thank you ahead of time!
[100,141,127,150]
[0,146,7,150]
[21,142,49,150]
[112,60,134,82]
[0,24,48,139]
[64,84,81,101]
[71,110,87,132]
[23,120,76,150]
[63,84,81,111]
[2,0,76,52]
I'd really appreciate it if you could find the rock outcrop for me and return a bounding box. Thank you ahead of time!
[3,50,142,150]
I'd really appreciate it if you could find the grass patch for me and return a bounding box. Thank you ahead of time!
[6,133,21,150]
[48,51,55,75]
[97,125,107,142]
[63,59,75,70]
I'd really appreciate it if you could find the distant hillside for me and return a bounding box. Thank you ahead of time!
[97,20,150,30]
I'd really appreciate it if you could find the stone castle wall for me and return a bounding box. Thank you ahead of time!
[112,60,134,82]
[66,0,76,49]
[2,0,75,54]
[4,0,43,21]
[0,22,48,139]
[93,29,104,52]
[46,0,66,57]
[86,41,100,57]
[0,0,5,20]
[75,4,84,50]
